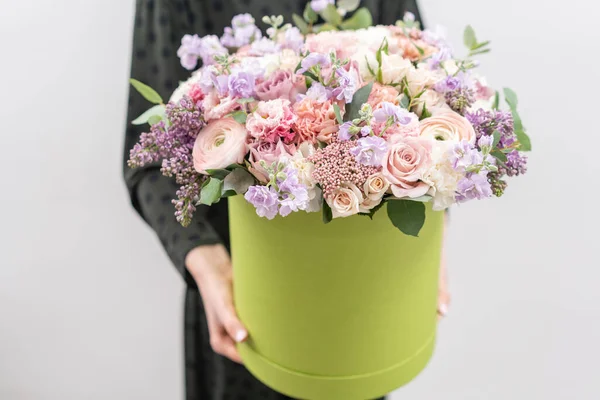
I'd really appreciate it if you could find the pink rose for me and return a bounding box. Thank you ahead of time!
[255,70,306,104]
[419,110,476,144]
[247,139,296,183]
[202,91,240,122]
[382,137,433,198]
[193,118,248,173]
[293,98,340,144]
[246,99,297,144]
[327,182,364,219]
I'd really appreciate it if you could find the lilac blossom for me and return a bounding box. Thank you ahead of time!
[228,69,255,98]
[244,185,280,219]
[310,0,334,12]
[177,34,203,70]
[434,72,475,114]
[372,102,413,125]
[456,173,493,202]
[504,151,528,176]
[298,53,331,73]
[221,14,262,48]
[331,67,356,104]
[350,136,388,167]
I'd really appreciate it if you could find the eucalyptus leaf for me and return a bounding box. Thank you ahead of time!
[387,199,426,237]
[463,25,477,49]
[492,91,500,110]
[317,23,338,32]
[230,110,247,124]
[503,87,518,109]
[130,79,163,104]
[131,104,165,125]
[292,14,309,34]
[222,168,255,195]
[199,178,223,205]
[303,3,318,24]
[340,7,373,30]
[147,115,162,125]
[344,82,373,121]
[221,190,237,198]
[321,4,342,26]
[337,0,361,12]
[399,94,410,109]
[515,129,532,151]
[205,169,231,180]
[333,103,343,124]
[471,40,491,50]
[469,48,491,56]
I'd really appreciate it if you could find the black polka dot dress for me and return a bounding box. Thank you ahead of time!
[123,1,423,399]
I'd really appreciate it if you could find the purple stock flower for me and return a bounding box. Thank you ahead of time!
[427,47,452,69]
[350,136,388,167]
[249,37,281,56]
[245,185,280,219]
[210,73,230,96]
[338,122,353,141]
[310,0,334,12]
[449,140,485,171]
[278,167,310,216]
[177,34,203,70]
[198,35,228,66]
[228,69,255,98]
[221,14,262,48]
[477,134,494,149]
[360,126,372,136]
[298,52,331,73]
[456,173,493,202]
[331,67,356,104]
[372,102,413,125]
[303,82,332,103]
[282,27,304,53]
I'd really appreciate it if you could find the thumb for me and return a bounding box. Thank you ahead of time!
[221,305,248,343]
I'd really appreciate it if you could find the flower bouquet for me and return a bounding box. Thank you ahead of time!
[128,1,531,398]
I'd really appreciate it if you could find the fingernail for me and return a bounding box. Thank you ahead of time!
[235,330,248,343]
[438,303,448,316]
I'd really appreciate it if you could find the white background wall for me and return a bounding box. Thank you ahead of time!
[1,0,598,399]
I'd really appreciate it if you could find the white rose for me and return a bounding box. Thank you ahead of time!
[328,182,364,218]
[359,173,390,212]
[423,142,462,210]
[381,53,412,85]
[413,89,450,117]
[441,59,460,75]
[353,46,379,80]
[406,65,437,96]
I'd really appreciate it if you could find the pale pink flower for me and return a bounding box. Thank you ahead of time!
[247,139,296,183]
[419,110,477,144]
[368,83,400,110]
[293,98,340,144]
[246,99,297,143]
[327,182,364,218]
[382,137,433,198]
[254,70,306,104]
[202,91,240,122]
[193,118,249,173]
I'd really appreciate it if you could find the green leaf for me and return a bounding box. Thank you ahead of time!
[222,168,255,195]
[420,103,432,120]
[503,87,518,109]
[317,23,338,32]
[205,169,231,180]
[292,14,309,34]
[340,7,373,30]
[322,201,333,224]
[469,48,491,56]
[365,55,376,77]
[387,199,426,237]
[491,149,507,163]
[147,115,162,125]
[399,94,410,109]
[363,198,387,219]
[129,79,163,104]
[303,3,318,24]
[492,91,500,110]
[515,129,532,151]
[471,40,491,50]
[131,104,165,125]
[344,82,373,121]
[337,0,361,12]
[221,190,237,198]
[199,178,223,205]
[333,103,343,124]
[492,130,501,148]
[237,97,255,104]
[321,4,342,26]
[229,110,247,124]
[463,25,477,49]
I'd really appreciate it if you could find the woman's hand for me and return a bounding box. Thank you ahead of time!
[185,244,248,363]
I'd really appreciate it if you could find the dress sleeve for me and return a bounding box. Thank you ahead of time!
[123,0,222,287]
[377,0,425,27]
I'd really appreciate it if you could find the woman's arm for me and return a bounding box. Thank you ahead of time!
[122,0,223,287]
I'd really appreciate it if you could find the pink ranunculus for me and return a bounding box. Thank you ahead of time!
[246,99,297,144]
[254,70,306,104]
[192,118,249,173]
[292,98,340,144]
[247,139,296,183]
[202,91,241,122]
[382,137,433,198]
[419,110,477,144]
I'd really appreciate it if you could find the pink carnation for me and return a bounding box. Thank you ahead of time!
[255,70,306,104]
[292,98,340,144]
[368,83,400,110]
[246,99,297,144]
[188,83,205,105]
[202,91,240,122]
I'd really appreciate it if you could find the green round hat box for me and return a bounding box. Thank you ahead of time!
[228,194,444,400]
